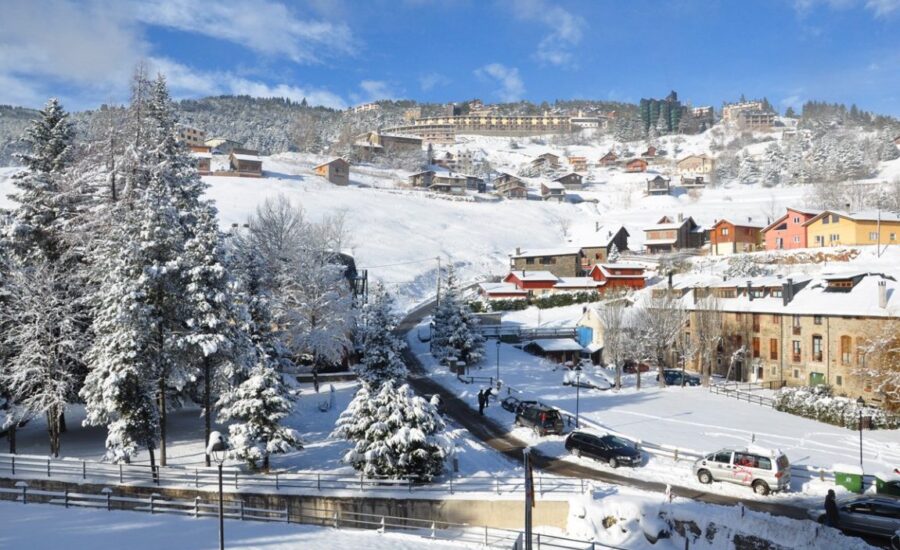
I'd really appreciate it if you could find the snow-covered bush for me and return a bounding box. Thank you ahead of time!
[332,381,451,481]
[774,385,899,430]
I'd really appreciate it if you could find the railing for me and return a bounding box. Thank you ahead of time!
[478,326,577,340]
[0,453,583,499]
[457,374,496,386]
[708,383,775,408]
[0,484,287,521]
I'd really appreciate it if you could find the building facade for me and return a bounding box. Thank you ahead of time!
[763,207,820,250]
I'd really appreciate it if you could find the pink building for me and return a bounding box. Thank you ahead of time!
[762,207,821,250]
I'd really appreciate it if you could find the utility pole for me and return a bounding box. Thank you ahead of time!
[876,192,883,258]
[436,256,442,308]
[523,448,533,550]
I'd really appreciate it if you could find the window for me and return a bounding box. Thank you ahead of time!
[815,235,824,245]
[831,214,839,223]
[891,233,896,242]
[869,232,879,241]
[721,227,730,236]
[812,335,823,362]
[813,315,823,325]
[525,258,535,265]
[856,337,867,367]
[770,339,778,360]
[712,451,732,463]
[792,315,801,327]
[830,233,840,242]
[752,337,760,358]
[735,312,743,322]
[793,236,801,243]
[836,375,842,386]
[793,216,800,224]
[771,314,780,323]
[792,340,801,362]
[752,314,761,331]
[823,216,830,225]
[793,368,800,379]
[840,335,851,365]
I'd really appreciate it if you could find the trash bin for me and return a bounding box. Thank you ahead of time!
[875,472,900,496]
[834,464,864,493]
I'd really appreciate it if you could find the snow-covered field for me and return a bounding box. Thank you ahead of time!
[407,320,900,503]
[0,501,476,550]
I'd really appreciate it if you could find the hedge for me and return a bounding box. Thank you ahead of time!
[774,385,899,430]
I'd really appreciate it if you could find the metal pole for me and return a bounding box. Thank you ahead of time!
[858,410,863,470]
[523,449,533,550]
[575,374,580,429]
[496,340,501,385]
[435,257,441,309]
[218,463,225,550]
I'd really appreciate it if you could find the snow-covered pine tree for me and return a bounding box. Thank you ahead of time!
[737,151,761,185]
[761,142,785,187]
[431,266,484,365]
[353,283,408,388]
[0,261,83,456]
[332,380,451,480]
[218,356,302,472]
[607,243,620,263]
[5,98,75,263]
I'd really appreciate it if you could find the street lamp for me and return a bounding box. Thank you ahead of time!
[207,431,229,550]
[495,339,501,388]
[574,365,582,429]
[856,397,866,470]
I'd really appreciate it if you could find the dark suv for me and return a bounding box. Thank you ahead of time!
[515,405,564,436]
[565,431,642,468]
[657,369,701,386]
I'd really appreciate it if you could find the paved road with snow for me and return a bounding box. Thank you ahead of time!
[397,298,811,521]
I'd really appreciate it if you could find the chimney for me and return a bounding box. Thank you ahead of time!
[667,271,673,289]
[748,216,752,223]
[677,213,684,222]
[516,247,521,255]
[747,280,753,301]
[231,223,238,228]
[783,278,793,306]
[595,221,600,232]
[878,280,888,309]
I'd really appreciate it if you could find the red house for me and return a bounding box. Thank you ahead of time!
[598,151,618,166]
[589,263,646,291]
[641,145,657,158]
[503,271,559,297]
[762,207,821,250]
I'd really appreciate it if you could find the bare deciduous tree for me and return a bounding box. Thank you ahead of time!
[692,295,725,386]
[597,293,630,390]
[632,291,689,388]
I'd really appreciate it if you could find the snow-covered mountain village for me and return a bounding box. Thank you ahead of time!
[1,2,900,549]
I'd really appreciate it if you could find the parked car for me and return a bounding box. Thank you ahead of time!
[515,405,564,436]
[808,495,900,538]
[512,399,548,415]
[563,370,611,390]
[501,396,520,413]
[692,447,790,495]
[657,369,701,386]
[622,360,651,373]
[565,431,642,468]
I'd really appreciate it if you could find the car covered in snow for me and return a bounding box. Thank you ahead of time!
[565,431,642,468]
[515,404,564,436]
[562,370,611,390]
[657,369,701,386]
[693,446,790,495]
[808,495,900,539]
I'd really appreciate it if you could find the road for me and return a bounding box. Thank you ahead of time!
[397,297,813,521]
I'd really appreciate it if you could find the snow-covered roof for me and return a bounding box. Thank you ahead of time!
[232,153,262,162]
[511,247,581,259]
[644,219,692,231]
[682,272,899,318]
[804,209,900,225]
[570,224,627,248]
[553,277,600,289]
[592,264,646,279]
[542,181,566,191]
[714,218,765,229]
[479,282,527,295]
[315,158,347,169]
[506,270,559,282]
[554,172,581,181]
[191,151,212,159]
[526,338,585,352]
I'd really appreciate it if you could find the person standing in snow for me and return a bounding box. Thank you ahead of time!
[824,489,839,527]
[483,387,492,408]
[477,389,485,415]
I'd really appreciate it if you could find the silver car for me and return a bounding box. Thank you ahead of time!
[808,495,900,539]
[692,447,791,495]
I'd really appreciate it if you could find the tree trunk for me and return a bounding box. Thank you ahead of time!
[59,411,67,434]
[8,425,16,454]
[148,445,157,483]
[158,379,167,467]
[636,367,641,390]
[262,454,270,473]
[204,357,212,468]
[615,360,622,390]
[658,363,666,388]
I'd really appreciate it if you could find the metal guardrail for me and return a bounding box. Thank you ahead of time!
[0,453,583,499]
[478,326,577,339]
[708,383,775,408]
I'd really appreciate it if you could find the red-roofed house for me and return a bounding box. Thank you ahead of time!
[589,263,646,291]
[625,158,648,173]
[598,151,618,166]
[762,207,821,250]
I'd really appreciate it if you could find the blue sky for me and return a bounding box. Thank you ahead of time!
[1,0,899,115]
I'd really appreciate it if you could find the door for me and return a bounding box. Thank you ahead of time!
[731,452,756,486]
[809,372,826,386]
[775,237,783,249]
[710,451,733,481]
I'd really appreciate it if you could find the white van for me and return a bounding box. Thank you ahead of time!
[692,446,791,495]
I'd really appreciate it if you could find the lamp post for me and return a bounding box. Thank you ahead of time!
[495,339,501,388]
[856,397,866,470]
[207,432,229,550]
[575,366,582,429]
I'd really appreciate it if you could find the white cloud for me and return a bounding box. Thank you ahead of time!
[149,58,347,109]
[359,80,396,100]
[865,0,900,16]
[793,0,899,17]
[419,72,451,92]
[507,0,584,67]
[133,0,357,64]
[475,63,525,102]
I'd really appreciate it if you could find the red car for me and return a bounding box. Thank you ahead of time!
[622,360,651,373]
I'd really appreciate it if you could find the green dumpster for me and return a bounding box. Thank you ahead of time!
[874,472,900,496]
[834,464,864,493]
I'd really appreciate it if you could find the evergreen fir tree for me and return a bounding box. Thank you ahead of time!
[737,151,761,185]
[353,284,408,388]
[761,142,785,187]
[607,243,620,263]
[218,357,302,472]
[332,381,451,480]
[432,266,484,365]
